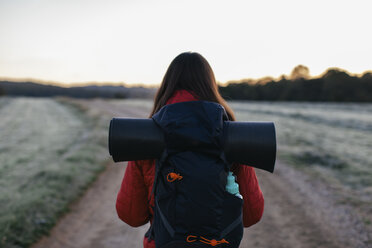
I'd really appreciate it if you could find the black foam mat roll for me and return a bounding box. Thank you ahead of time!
[109,118,276,173]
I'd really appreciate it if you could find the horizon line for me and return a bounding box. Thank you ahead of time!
[1,67,371,88]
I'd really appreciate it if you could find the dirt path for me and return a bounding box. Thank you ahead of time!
[33,99,369,248]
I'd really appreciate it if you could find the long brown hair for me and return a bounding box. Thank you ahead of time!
[149,52,236,121]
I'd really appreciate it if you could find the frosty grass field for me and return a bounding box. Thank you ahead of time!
[0,97,371,247]
[0,97,109,247]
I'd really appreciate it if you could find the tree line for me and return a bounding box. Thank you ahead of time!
[1,66,371,101]
[218,66,372,102]
[0,81,156,99]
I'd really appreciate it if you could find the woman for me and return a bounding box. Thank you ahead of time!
[116,52,264,248]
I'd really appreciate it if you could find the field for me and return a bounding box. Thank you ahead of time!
[0,97,110,247]
[230,102,372,185]
[230,101,372,227]
[0,97,371,247]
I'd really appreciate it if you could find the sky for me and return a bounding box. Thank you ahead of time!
[0,0,371,86]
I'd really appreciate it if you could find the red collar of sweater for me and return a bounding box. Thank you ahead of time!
[166,89,198,105]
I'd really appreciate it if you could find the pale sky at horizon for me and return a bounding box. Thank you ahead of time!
[0,0,371,86]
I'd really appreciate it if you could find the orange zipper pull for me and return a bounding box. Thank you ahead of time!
[167,172,183,182]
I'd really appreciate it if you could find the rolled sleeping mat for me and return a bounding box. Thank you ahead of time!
[109,118,276,173]
[109,118,165,162]
[223,121,276,173]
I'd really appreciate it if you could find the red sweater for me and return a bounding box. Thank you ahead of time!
[116,90,264,248]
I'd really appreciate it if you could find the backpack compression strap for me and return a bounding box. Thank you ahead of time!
[218,151,243,239]
[219,213,243,239]
[146,149,169,241]
[152,148,177,238]
[149,149,169,202]
[155,196,176,237]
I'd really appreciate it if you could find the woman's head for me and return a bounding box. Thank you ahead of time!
[150,52,236,121]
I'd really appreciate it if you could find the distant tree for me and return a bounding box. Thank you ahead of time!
[360,72,372,101]
[256,76,274,85]
[361,71,372,81]
[303,78,324,101]
[290,65,310,80]
[321,68,362,101]
[322,68,349,78]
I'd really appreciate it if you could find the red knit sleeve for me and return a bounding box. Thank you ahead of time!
[232,164,264,227]
[116,160,151,227]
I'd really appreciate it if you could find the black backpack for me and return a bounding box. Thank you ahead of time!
[146,101,243,248]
